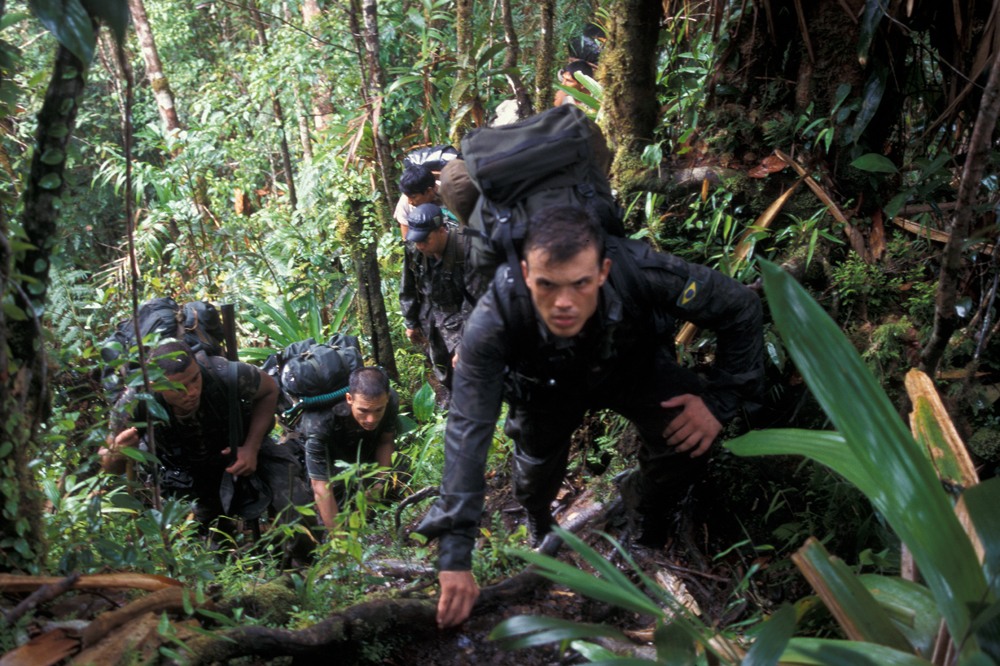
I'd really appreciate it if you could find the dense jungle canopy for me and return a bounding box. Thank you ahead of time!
[1,0,1000,663]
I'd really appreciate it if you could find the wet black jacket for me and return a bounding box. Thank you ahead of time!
[415,238,764,570]
[399,226,486,354]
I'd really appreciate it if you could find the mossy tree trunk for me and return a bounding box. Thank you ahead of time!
[1,42,90,571]
[127,0,180,134]
[600,0,662,207]
[343,199,397,378]
[532,0,556,111]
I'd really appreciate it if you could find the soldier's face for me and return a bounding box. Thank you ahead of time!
[161,362,202,415]
[521,245,610,338]
[406,186,436,207]
[346,391,389,430]
[414,227,448,258]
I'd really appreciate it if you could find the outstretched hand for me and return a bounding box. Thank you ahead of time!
[437,570,479,629]
[661,394,722,458]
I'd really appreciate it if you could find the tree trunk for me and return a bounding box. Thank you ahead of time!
[343,200,397,378]
[920,46,1000,376]
[301,0,336,131]
[248,1,298,210]
[500,0,532,118]
[601,0,662,197]
[532,0,556,111]
[127,0,180,133]
[1,41,90,571]
[359,0,396,215]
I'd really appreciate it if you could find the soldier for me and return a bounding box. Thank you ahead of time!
[400,202,486,391]
[415,205,764,627]
[101,341,309,542]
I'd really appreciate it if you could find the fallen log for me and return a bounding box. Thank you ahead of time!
[178,493,618,664]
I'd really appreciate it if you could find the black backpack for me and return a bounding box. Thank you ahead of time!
[264,333,364,425]
[100,297,227,402]
[459,104,623,279]
[403,145,460,173]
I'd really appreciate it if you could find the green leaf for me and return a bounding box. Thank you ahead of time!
[857,0,885,66]
[38,173,63,190]
[743,603,796,666]
[965,478,1000,596]
[475,41,506,68]
[782,638,933,665]
[741,260,988,652]
[413,382,436,423]
[851,153,898,174]
[513,529,663,616]
[794,539,913,652]
[40,148,65,165]
[656,621,697,665]
[489,615,627,649]
[849,62,887,144]
[2,12,31,29]
[858,574,940,656]
[81,0,130,44]
[2,301,28,322]
[727,430,877,494]
[28,0,96,64]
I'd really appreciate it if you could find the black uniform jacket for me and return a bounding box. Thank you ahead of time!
[416,238,764,570]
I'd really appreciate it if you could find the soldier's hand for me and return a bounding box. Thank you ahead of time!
[112,427,139,451]
[437,570,479,628]
[222,446,258,476]
[661,394,721,458]
[406,328,426,345]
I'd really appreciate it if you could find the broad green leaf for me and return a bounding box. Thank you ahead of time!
[656,621,697,665]
[782,638,932,665]
[475,41,506,68]
[726,430,877,495]
[412,382,436,423]
[489,615,627,649]
[858,574,939,656]
[28,0,96,64]
[851,153,898,174]
[81,0,129,43]
[793,539,912,652]
[964,478,1000,589]
[568,640,620,661]
[1,12,32,29]
[742,603,796,666]
[749,260,987,650]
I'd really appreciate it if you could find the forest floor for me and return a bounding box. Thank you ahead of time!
[2,431,813,665]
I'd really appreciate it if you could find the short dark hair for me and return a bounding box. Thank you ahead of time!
[523,205,605,265]
[348,366,390,399]
[562,60,594,78]
[150,340,195,375]
[399,164,435,196]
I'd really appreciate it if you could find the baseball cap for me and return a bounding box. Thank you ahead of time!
[406,203,444,242]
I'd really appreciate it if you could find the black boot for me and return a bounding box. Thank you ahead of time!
[525,508,556,547]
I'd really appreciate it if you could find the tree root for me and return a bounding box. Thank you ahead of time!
[178,493,617,664]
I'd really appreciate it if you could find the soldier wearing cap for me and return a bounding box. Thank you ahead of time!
[400,203,487,391]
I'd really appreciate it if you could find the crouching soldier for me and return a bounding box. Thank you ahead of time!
[300,367,404,536]
[101,341,312,554]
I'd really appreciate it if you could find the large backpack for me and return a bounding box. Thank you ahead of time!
[264,333,364,425]
[100,297,227,402]
[459,104,623,279]
[403,144,460,173]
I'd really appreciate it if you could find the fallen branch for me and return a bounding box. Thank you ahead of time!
[0,573,181,594]
[179,492,619,664]
[2,573,79,626]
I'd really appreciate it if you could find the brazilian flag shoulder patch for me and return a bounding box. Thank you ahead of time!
[677,277,703,308]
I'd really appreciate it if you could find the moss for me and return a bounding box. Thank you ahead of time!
[968,428,1000,462]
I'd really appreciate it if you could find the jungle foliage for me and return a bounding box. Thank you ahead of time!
[0,0,999,662]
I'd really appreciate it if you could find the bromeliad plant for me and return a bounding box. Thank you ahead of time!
[490,259,1000,664]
